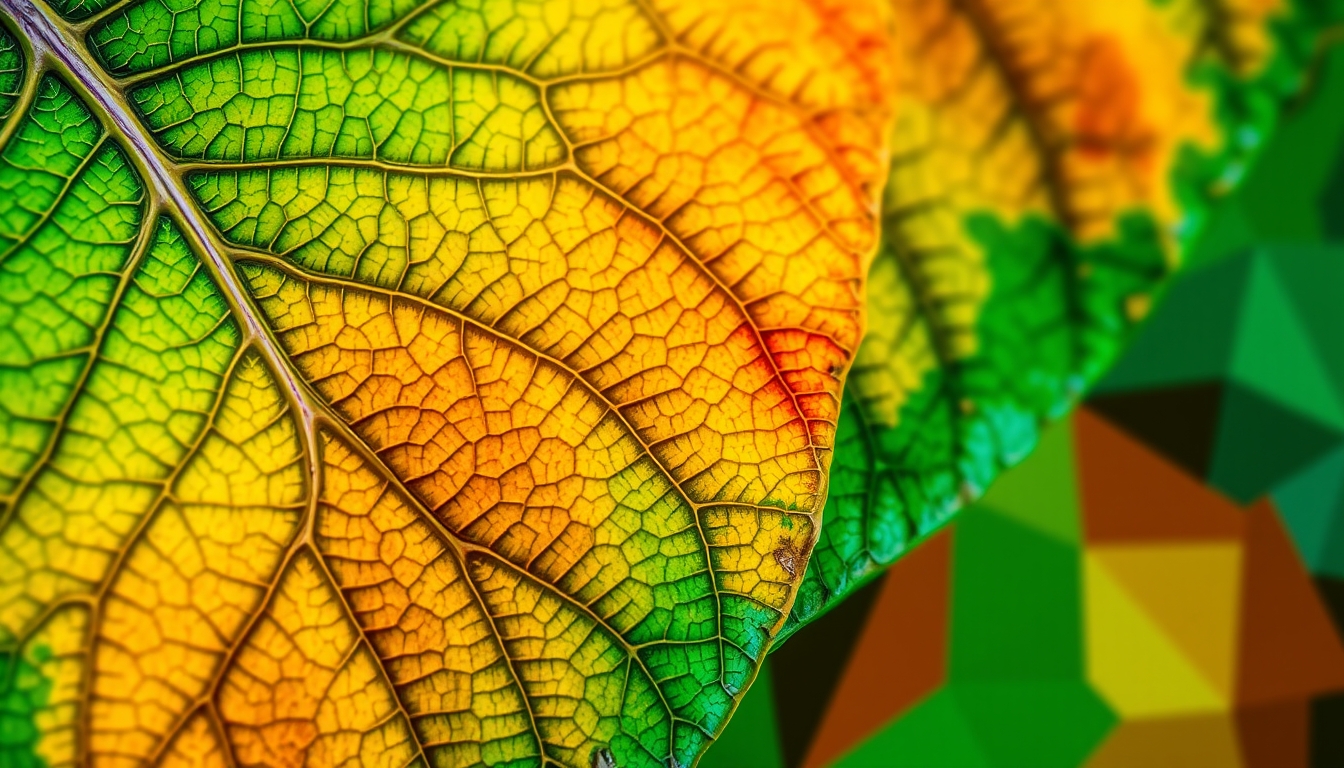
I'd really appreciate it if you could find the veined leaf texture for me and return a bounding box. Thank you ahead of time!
[0,1,1332,767]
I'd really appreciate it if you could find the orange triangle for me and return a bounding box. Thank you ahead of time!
[801,529,952,768]
[1091,543,1243,705]
[1086,714,1243,768]
[1085,551,1228,718]
[1236,502,1344,705]
[1076,409,1245,543]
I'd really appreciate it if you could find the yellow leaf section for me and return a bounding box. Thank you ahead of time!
[844,246,935,430]
[87,352,307,765]
[211,173,820,506]
[548,57,874,459]
[131,49,567,172]
[643,0,895,199]
[316,432,541,766]
[218,549,419,766]
[701,507,814,611]
[160,0,898,484]
[242,264,750,759]
[0,217,238,647]
[467,555,667,768]
[850,0,1260,425]
[158,712,229,768]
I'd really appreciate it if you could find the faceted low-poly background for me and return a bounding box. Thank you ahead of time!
[702,39,1344,768]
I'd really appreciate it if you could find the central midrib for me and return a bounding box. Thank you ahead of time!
[0,0,318,435]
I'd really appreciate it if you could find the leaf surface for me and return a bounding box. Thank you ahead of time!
[781,0,1342,638]
[0,0,893,765]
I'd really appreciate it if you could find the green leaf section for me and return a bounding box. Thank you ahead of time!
[0,72,146,501]
[88,0,426,72]
[0,27,21,124]
[785,214,1166,639]
[0,646,53,767]
[779,0,1344,641]
[0,31,242,762]
[127,49,563,170]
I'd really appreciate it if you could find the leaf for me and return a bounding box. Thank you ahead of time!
[779,0,1341,639]
[0,0,893,765]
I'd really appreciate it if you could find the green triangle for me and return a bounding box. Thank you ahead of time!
[952,681,1116,768]
[977,420,1080,544]
[1229,253,1344,430]
[1274,446,1344,578]
[1095,253,1253,394]
[699,660,784,768]
[1209,382,1344,503]
[951,507,1083,682]
[1264,245,1344,395]
[835,689,988,768]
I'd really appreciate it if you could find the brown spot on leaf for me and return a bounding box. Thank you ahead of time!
[774,536,802,580]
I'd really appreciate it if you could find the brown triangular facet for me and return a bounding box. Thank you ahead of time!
[800,529,952,768]
[771,566,888,767]
[1237,503,1344,706]
[1076,408,1245,543]
[1237,699,1309,768]
[1087,714,1242,768]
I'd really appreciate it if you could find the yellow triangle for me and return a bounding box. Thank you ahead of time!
[1084,551,1228,718]
[1092,543,1242,704]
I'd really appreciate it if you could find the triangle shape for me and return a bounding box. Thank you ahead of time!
[1087,384,1225,481]
[1313,577,1344,640]
[1084,550,1228,718]
[1185,197,1257,270]
[951,507,1084,681]
[1086,714,1244,768]
[1229,254,1344,430]
[1075,408,1245,543]
[953,681,1114,768]
[1310,691,1344,768]
[1265,245,1344,403]
[1090,544,1243,706]
[1274,447,1344,577]
[1236,503,1344,706]
[1236,699,1309,768]
[802,530,951,768]
[977,420,1081,544]
[1209,383,1344,503]
[1095,252,1253,394]
[833,689,988,768]
[770,567,887,768]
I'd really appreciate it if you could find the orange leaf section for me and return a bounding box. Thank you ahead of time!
[102,0,895,765]
[889,0,1242,246]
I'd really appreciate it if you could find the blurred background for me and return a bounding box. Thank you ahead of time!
[701,34,1344,768]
